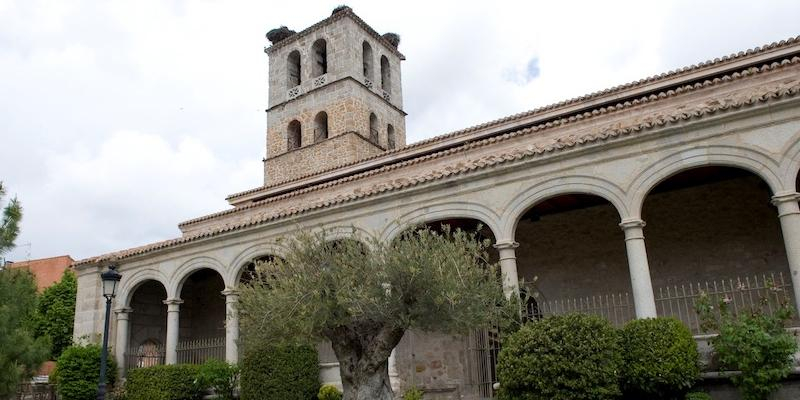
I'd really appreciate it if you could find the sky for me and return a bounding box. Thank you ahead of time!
[1,0,799,262]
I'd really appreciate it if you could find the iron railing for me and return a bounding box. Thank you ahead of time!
[466,327,502,400]
[125,342,165,370]
[15,383,56,400]
[654,271,796,333]
[537,292,635,327]
[176,337,225,365]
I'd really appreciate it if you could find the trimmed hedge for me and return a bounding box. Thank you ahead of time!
[54,344,117,400]
[124,364,202,400]
[496,313,622,400]
[620,318,699,399]
[318,384,342,400]
[240,344,319,400]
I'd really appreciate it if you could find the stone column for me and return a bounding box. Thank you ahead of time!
[772,192,800,313]
[494,241,520,298]
[619,218,657,318]
[222,288,240,364]
[164,299,183,365]
[114,307,132,376]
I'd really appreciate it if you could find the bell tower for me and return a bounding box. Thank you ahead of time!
[262,6,407,186]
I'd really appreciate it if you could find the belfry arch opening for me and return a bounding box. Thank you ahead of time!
[369,113,379,144]
[177,268,226,363]
[514,193,633,325]
[314,111,329,143]
[287,50,301,87]
[362,41,373,80]
[641,166,796,330]
[380,55,390,92]
[127,280,168,369]
[287,120,301,150]
[312,39,328,77]
[387,124,395,150]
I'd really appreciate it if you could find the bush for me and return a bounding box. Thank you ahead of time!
[685,392,712,400]
[124,364,201,400]
[318,384,342,400]
[197,359,239,400]
[54,344,117,400]
[496,313,622,400]
[402,387,424,400]
[620,318,699,399]
[240,344,319,400]
[696,286,797,400]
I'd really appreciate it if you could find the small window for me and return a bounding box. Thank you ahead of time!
[387,124,396,150]
[362,41,373,79]
[380,55,391,92]
[287,120,301,150]
[314,112,329,143]
[369,113,379,144]
[312,39,327,77]
[287,50,301,87]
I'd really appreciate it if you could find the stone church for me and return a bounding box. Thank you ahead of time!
[73,6,800,398]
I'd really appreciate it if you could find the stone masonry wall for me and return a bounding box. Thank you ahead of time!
[515,174,790,303]
[264,131,385,185]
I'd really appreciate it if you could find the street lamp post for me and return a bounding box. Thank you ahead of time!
[97,265,122,400]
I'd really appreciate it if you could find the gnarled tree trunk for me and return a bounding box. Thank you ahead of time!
[327,325,405,400]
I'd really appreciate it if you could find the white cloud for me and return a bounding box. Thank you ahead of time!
[2,0,800,261]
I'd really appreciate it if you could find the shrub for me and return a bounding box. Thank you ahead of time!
[240,344,319,400]
[318,384,342,400]
[402,387,424,400]
[197,359,239,400]
[124,364,201,400]
[54,344,117,400]
[496,313,622,400]
[620,318,699,399]
[685,392,712,400]
[696,285,797,400]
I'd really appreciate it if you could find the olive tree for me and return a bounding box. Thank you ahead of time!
[238,226,506,400]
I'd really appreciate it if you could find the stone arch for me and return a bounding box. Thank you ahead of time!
[382,201,503,243]
[117,268,169,308]
[627,145,783,216]
[778,129,800,193]
[287,50,301,87]
[314,111,329,143]
[499,175,629,241]
[311,38,327,77]
[380,55,391,92]
[369,113,379,144]
[168,256,229,299]
[362,41,374,80]
[287,120,301,150]
[228,242,289,286]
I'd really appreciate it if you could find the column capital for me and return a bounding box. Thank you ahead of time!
[772,192,800,205]
[619,218,646,230]
[163,298,183,312]
[221,288,239,297]
[493,241,520,250]
[113,307,133,316]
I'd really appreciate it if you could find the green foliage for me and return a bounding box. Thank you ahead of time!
[402,387,424,400]
[33,270,77,359]
[239,227,504,345]
[496,313,622,400]
[684,392,712,400]
[196,359,239,400]
[317,384,343,400]
[54,343,117,400]
[0,181,23,255]
[620,317,699,399]
[696,284,797,400]
[240,344,319,400]
[123,364,201,400]
[0,268,50,397]
[239,226,504,399]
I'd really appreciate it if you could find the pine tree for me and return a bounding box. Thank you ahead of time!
[0,181,23,255]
